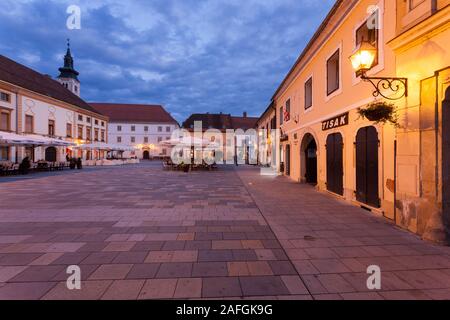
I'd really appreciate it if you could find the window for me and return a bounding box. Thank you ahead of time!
[95,119,99,125]
[279,107,284,125]
[0,111,10,131]
[94,129,99,141]
[74,86,78,93]
[78,125,83,139]
[101,130,105,142]
[285,99,291,122]
[327,50,340,95]
[305,77,313,110]
[0,147,8,160]
[86,117,91,123]
[66,123,73,138]
[86,127,91,141]
[356,11,379,72]
[158,126,162,132]
[158,137,163,143]
[166,137,170,140]
[117,125,122,132]
[25,115,34,133]
[162,149,167,156]
[117,136,122,143]
[144,126,149,132]
[78,115,83,121]
[0,92,10,102]
[409,0,426,10]
[166,126,171,132]
[131,137,136,143]
[48,120,55,136]
[131,126,135,132]
[144,137,149,143]
[101,121,105,127]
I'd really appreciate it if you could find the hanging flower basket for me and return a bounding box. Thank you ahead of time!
[357,101,399,127]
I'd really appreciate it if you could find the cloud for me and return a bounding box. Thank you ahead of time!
[0,0,335,122]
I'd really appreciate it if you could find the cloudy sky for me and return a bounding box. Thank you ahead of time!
[0,0,335,122]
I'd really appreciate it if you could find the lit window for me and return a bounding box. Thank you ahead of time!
[66,123,73,138]
[355,11,379,73]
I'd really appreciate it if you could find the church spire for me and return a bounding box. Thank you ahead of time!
[58,39,79,80]
[57,39,81,96]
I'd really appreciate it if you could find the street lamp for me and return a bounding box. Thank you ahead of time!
[350,41,408,100]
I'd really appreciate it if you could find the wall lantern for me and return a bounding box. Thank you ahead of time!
[350,42,408,100]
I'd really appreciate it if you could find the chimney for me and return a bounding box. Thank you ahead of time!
[243,112,247,118]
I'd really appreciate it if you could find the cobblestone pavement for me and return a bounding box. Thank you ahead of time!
[0,162,449,300]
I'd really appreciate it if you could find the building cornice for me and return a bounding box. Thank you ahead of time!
[387,5,450,53]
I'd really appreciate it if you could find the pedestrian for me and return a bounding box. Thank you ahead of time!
[76,158,83,170]
[19,157,31,174]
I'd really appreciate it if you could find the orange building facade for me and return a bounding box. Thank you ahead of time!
[260,0,450,242]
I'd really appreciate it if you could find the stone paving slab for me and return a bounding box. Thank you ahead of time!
[0,163,448,299]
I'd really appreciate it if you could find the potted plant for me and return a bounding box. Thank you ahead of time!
[357,101,399,127]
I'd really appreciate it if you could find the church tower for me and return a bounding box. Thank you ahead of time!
[57,39,80,97]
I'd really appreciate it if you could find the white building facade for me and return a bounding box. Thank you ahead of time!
[0,46,108,163]
[90,103,179,159]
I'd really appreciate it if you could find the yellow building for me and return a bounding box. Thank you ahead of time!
[264,0,449,242]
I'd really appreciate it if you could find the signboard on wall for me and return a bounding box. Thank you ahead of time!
[322,112,349,131]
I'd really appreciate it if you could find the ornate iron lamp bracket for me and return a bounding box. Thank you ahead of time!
[361,74,408,100]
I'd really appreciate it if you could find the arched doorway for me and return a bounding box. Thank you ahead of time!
[143,150,150,160]
[301,134,317,184]
[285,145,291,176]
[326,133,344,195]
[355,126,379,208]
[45,147,57,162]
[443,86,450,232]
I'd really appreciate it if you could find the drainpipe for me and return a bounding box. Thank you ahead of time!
[394,139,397,223]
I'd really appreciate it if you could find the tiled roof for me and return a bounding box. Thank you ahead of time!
[182,113,258,131]
[90,103,179,125]
[0,55,100,115]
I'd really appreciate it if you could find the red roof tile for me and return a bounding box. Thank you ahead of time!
[90,103,179,125]
[182,113,258,131]
[0,55,100,115]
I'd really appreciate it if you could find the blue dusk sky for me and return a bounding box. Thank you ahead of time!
[0,0,335,122]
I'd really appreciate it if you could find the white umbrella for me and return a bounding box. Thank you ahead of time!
[26,134,76,147]
[0,131,53,146]
[160,136,218,148]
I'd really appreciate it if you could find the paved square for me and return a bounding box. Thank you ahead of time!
[0,162,449,300]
